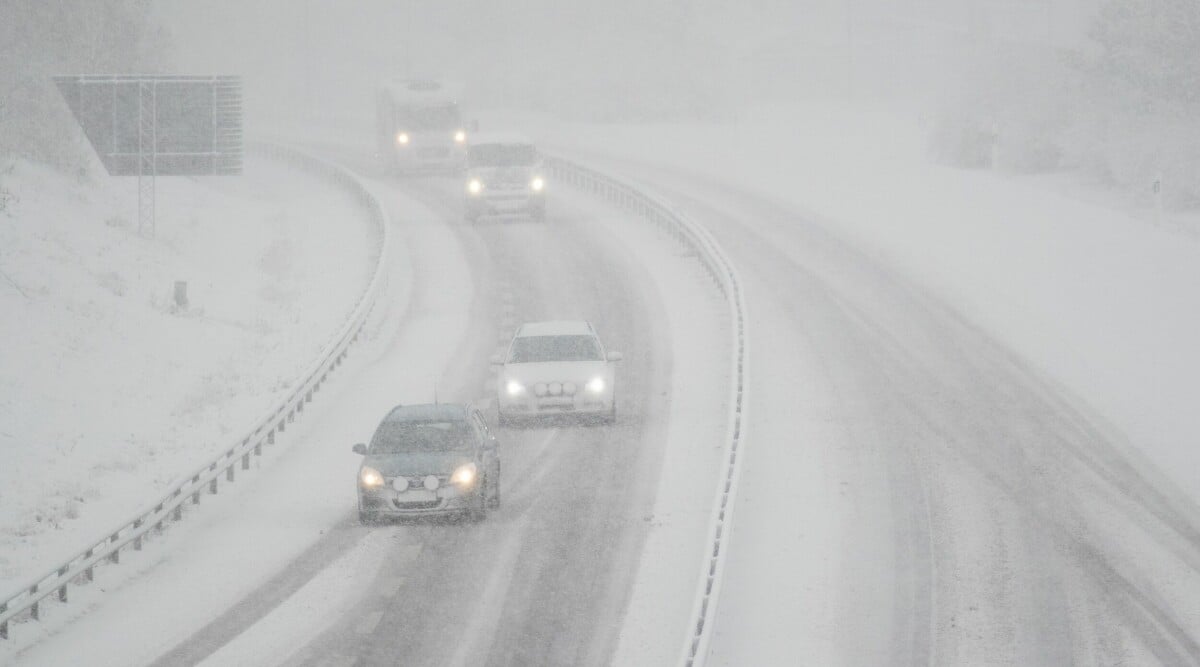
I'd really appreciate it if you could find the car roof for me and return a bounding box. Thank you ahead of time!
[515,320,595,337]
[467,131,535,147]
[382,403,472,422]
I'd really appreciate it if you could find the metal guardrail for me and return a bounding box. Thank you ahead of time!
[0,142,392,641]
[543,155,748,667]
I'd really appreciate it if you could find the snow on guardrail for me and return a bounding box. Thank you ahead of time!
[0,142,392,641]
[544,155,748,667]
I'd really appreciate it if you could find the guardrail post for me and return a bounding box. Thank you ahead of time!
[84,549,95,582]
[1,603,7,639]
[29,585,39,620]
[268,428,276,445]
[133,519,144,550]
[210,476,218,494]
[109,534,121,563]
[57,566,69,602]
[255,439,263,456]
[226,464,235,482]
[242,452,250,470]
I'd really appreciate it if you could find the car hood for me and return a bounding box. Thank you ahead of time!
[364,451,474,477]
[503,360,609,384]
[471,165,534,186]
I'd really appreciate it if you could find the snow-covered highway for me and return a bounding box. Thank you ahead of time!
[4,144,729,666]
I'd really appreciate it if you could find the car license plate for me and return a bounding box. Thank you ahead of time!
[398,489,436,502]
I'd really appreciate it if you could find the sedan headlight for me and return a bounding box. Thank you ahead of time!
[454,130,466,144]
[396,132,410,146]
[530,176,545,192]
[586,377,605,393]
[468,178,483,195]
[451,462,477,487]
[360,466,384,489]
[505,379,525,396]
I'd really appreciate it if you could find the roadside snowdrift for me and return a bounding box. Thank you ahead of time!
[0,156,374,594]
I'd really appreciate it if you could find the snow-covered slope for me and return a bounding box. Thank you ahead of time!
[0,156,374,595]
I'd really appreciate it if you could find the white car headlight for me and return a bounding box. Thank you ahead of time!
[454,130,466,143]
[360,466,384,489]
[450,462,477,487]
[468,178,483,195]
[506,379,525,396]
[530,176,545,192]
[396,132,410,146]
[586,377,605,393]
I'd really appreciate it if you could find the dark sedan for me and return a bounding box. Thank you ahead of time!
[353,403,500,523]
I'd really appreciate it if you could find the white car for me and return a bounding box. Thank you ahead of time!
[492,321,622,425]
[464,133,546,222]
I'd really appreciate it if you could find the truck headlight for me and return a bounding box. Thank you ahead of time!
[530,176,545,192]
[360,466,384,489]
[396,132,410,146]
[454,130,466,144]
[586,377,605,393]
[506,380,525,396]
[468,179,483,195]
[451,462,477,487]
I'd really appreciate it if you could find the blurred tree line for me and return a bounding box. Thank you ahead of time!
[0,0,167,171]
[931,0,1200,207]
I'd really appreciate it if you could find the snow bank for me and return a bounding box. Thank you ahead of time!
[0,156,374,595]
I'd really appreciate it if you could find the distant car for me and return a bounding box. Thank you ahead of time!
[464,133,546,222]
[353,403,500,523]
[493,321,622,426]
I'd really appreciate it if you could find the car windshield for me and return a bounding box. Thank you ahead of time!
[508,335,603,363]
[370,421,472,454]
[468,144,537,167]
[396,104,460,131]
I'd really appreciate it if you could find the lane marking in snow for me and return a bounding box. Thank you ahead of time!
[324,653,357,667]
[444,516,530,667]
[356,610,385,635]
[378,576,406,597]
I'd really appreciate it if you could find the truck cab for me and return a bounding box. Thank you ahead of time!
[376,79,467,173]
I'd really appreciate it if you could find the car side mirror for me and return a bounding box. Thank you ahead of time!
[489,353,504,365]
[352,443,368,455]
[606,351,623,362]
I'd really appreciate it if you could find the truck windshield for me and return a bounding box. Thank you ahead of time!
[469,144,537,167]
[396,104,460,131]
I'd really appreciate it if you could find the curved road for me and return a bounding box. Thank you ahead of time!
[148,155,677,667]
[568,155,1200,666]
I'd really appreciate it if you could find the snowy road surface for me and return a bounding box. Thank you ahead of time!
[8,130,1200,667]
[6,145,730,666]
[579,157,1200,666]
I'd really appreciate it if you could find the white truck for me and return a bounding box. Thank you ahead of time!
[375,79,467,173]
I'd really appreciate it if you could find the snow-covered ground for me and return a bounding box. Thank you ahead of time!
[496,103,1200,507]
[0,154,374,596]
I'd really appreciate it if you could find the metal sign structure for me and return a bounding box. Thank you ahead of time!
[54,76,243,236]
